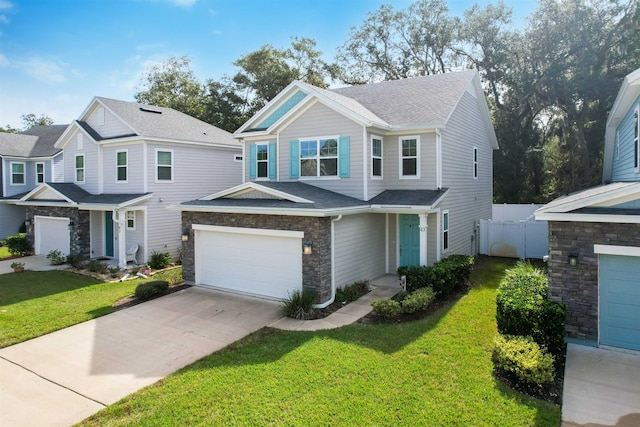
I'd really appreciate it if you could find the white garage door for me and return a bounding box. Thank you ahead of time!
[194,225,303,300]
[35,216,70,256]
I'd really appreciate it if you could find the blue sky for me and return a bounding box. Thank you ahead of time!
[0,0,535,129]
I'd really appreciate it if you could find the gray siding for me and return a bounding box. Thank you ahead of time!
[611,95,640,182]
[387,213,398,272]
[102,143,145,193]
[278,102,365,200]
[87,105,133,139]
[63,128,100,193]
[3,159,53,197]
[427,212,437,264]
[52,153,64,182]
[334,213,386,287]
[89,210,104,257]
[439,90,493,256]
[0,204,25,239]
[124,210,145,262]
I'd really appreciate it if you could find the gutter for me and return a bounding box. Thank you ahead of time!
[314,214,343,309]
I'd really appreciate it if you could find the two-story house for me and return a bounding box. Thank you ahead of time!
[535,67,640,352]
[173,70,498,305]
[9,97,242,267]
[0,125,66,239]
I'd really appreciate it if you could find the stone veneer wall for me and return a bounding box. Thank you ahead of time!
[181,212,333,302]
[548,221,640,341]
[25,206,91,258]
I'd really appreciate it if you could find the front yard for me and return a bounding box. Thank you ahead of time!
[79,257,561,426]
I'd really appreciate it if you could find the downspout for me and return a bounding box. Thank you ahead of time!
[113,209,127,268]
[314,214,343,308]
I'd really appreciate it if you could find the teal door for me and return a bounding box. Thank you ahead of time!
[399,214,420,266]
[599,254,640,351]
[105,211,114,257]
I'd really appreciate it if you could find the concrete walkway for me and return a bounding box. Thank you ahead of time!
[0,255,68,274]
[562,344,640,426]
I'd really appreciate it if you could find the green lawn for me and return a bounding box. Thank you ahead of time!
[0,267,182,348]
[79,257,561,427]
[0,246,10,259]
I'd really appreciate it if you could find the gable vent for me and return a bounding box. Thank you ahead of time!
[139,107,162,114]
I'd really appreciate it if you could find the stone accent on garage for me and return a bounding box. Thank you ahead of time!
[25,206,91,258]
[182,212,333,302]
[548,221,640,341]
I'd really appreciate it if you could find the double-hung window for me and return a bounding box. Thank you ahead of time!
[117,150,128,182]
[634,107,639,172]
[473,147,478,179]
[300,138,338,177]
[36,162,44,183]
[400,136,419,178]
[75,155,85,183]
[442,211,449,251]
[256,143,269,178]
[371,136,383,178]
[11,162,25,185]
[156,150,173,182]
[126,211,135,230]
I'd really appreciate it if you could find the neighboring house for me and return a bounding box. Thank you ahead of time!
[0,125,66,239]
[7,97,242,267]
[535,68,640,352]
[173,70,498,304]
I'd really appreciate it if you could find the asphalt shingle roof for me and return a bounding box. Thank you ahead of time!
[46,183,150,205]
[0,125,66,158]
[369,189,448,206]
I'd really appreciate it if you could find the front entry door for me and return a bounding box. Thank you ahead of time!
[105,211,114,257]
[399,214,420,266]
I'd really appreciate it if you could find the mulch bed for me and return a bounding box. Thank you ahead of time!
[112,283,192,311]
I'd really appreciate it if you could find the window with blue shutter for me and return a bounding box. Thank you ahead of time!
[268,142,277,179]
[290,140,300,178]
[249,144,257,179]
[339,136,350,178]
[290,136,350,178]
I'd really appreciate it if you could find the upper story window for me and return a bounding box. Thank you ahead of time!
[301,138,338,177]
[116,150,128,182]
[473,147,478,179]
[442,210,449,251]
[11,162,25,185]
[36,162,45,183]
[371,136,383,178]
[126,211,135,230]
[156,149,173,182]
[634,107,639,172]
[249,142,275,179]
[256,144,269,178]
[75,155,85,183]
[399,136,420,179]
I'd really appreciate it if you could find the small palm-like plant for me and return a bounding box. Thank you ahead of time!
[282,288,316,320]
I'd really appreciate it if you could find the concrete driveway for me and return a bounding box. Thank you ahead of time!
[562,343,640,426]
[0,287,283,427]
[0,255,68,274]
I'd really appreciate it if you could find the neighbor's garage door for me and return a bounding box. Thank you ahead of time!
[599,254,640,351]
[194,225,303,300]
[34,216,70,256]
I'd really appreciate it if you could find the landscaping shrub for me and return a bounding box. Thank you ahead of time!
[148,250,172,270]
[401,287,436,314]
[86,259,109,274]
[46,249,67,265]
[397,255,474,295]
[336,280,369,303]
[493,334,555,386]
[66,253,86,269]
[371,299,402,318]
[496,261,566,355]
[282,288,316,320]
[135,280,169,300]
[6,233,32,256]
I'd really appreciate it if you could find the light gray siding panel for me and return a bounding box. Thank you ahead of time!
[278,102,365,200]
[611,96,640,182]
[439,90,493,256]
[53,153,64,182]
[427,212,437,264]
[102,143,145,193]
[0,204,25,239]
[87,106,133,139]
[387,213,398,272]
[125,209,145,262]
[89,210,104,257]
[63,129,100,193]
[379,132,437,193]
[366,133,387,199]
[334,213,386,287]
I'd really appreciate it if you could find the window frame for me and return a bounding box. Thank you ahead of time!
[299,136,339,179]
[155,149,174,183]
[634,106,639,173]
[371,135,383,179]
[442,210,450,252]
[75,154,85,184]
[35,162,45,184]
[255,143,269,179]
[126,210,136,230]
[473,147,478,179]
[116,149,128,183]
[10,161,26,185]
[399,136,420,179]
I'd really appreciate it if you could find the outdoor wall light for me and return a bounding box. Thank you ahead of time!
[181,233,189,242]
[68,220,75,230]
[568,253,578,266]
[303,240,313,255]
[24,219,31,227]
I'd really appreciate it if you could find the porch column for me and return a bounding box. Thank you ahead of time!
[419,213,428,266]
[117,209,126,268]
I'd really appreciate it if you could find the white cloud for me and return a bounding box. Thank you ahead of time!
[170,0,196,7]
[0,15,9,24]
[0,1,13,10]
[0,53,8,67]
[17,57,67,83]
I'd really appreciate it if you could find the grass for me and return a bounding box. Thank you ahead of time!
[79,257,561,426]
[0,246,11,259]
[0,267,183,348]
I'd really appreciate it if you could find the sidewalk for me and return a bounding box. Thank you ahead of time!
[0,255,68,275]
[270,275,399,331]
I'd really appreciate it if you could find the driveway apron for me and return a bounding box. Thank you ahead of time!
[0,287,283,427]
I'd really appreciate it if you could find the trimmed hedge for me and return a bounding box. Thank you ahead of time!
[401,287,435,313]
[496,261,566,355]
[397,254,474,295]
[6,234,32,256]
[493,334,555,386]
[135,280,169,300]
[371,299,402,318]
[149,250,172,270]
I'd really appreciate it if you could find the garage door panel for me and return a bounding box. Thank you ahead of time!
[195,228,302,300]
[35,217,70,256]
[600,254,640,351]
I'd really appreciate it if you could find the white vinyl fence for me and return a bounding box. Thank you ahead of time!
[479,204,548,259]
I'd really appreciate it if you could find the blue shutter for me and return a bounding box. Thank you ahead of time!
[268,142,277,179]
[339,136,350,178]
[249,144,257,179]
[290,140,300,179]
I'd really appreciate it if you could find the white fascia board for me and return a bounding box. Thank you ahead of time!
[536,183,640,214]
[20,183,74,203]
[54,122,97,149]
[16,201,77,208]
[369,205,434,214]
[167,204,370,217]
[200,182,314,204]
[100,136,241,151]
[534,211,640,224]
[594,244,640,257]
[383,125,441,135]
[1,155,54,161]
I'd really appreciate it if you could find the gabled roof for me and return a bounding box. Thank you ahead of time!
[14,182,152,209]
[0,125,66,158]
[603,67,640,183]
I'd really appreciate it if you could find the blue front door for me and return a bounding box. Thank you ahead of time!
[399,214,420,266]
[105,211,114,257]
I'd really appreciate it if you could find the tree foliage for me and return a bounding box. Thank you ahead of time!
[21,113,54,129]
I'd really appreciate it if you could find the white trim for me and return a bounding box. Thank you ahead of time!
[75,154,85,184]
[435,208,441,261]
[143,142,148,193]
[10,161,26,186]
[116,149,128,183]
[385,213,389,273]
[419,213,428,266]
[126,210,136,230]
[399,135,421,179]
[298,135,340,178]
[473,146,478,179]
[436,130,442,188]
[34,215,69,256]
[200,182,313,203]
[535,212,640,224]
[634,105,639,174]
[442,210,450,252]
[255,142,269,179]
[370,134,383,180]
[35,162,45,184]
[594,244,640,257]
[155,148,173,183]
[535,182,640,215]
[192,224,304,239]
[363,126,368,200]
